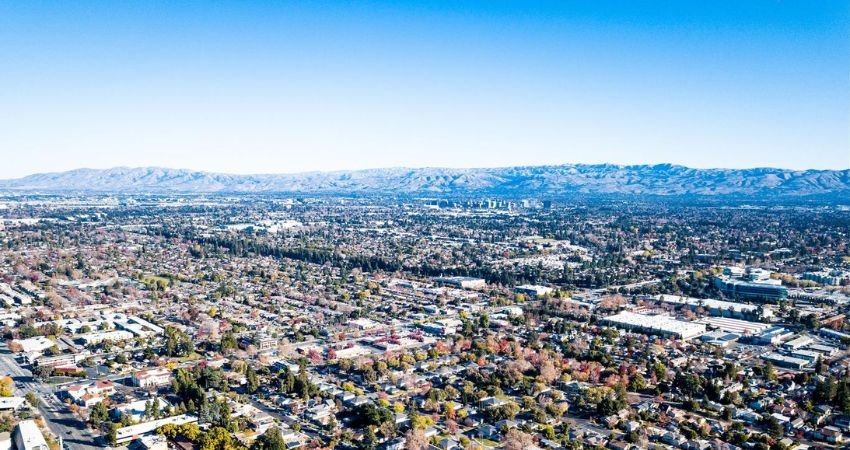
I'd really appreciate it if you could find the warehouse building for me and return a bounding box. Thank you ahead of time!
[600,311,706,340]
[783,335,815,350]
[434,276,486,290]
[514,285,554,298]
[761,353,809,370]
[695,317,771,336]
[756,327,795,345]
[655,294,769,320]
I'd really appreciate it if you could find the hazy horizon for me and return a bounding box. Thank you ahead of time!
[1,1,848,178]
[5,161,850,182]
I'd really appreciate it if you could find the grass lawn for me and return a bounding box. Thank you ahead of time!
[176,352,203,362]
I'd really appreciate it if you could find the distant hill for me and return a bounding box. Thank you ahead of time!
[1,165,849,198]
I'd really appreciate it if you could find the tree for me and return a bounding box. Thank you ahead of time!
[181,423,201,441]
[813,376,837,404]
[25,392,40,408]
[246,365,259,394]
[630,373,647,391]
[764,362,777,382]
[199,426,233,450]
[220,332,237,353]
[410,414,433,430]
[0,377,13,397]
[251,427,286,450]
[106,423,118,446]
[539,360,560,384]
[32,365,53,380]
[503,429,535,450]
[404,427,428,450]
[478,314,490,330]
[674,372,703,397]
[89,401,109,427]
[164,326,194,357]
[491,402,521,421]
[762,415,783,438]
[362,426,378,450]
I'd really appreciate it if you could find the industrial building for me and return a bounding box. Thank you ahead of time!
[761,353,809,370]
[783,335,815,350]
[600,311,706,340]
[514,285,554,298]
[699,330,739,347]
[756,327,795,345]
[434,276,486,290]
[694,317,771,336]
[655,294,768,320]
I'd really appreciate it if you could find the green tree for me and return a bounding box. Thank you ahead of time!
[251,427,286,450]
[106,423,118,446]
[199,426,233,450]
[25,392,40,408]
[89,401,109,427]
[246,365,259,394]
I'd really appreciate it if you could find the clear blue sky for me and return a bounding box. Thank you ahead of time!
[0,0,847,178]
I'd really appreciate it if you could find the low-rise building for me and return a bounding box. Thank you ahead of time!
[114,414,197,444]
[600,311,706,340]
[13,420,47,450]
[0,397,26,411]
[132,368,172,388]
[12,336,54,354]
[514,285,554,298]
[434,276,486,290]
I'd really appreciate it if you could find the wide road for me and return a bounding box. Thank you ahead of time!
[0,344,105,450]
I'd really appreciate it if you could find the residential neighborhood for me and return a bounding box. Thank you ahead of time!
[0,195,847,450]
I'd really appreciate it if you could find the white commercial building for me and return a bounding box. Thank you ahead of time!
[514,285,554,298]
[131,368,172,388]
[601,311,706,340]
[13,336,55,354]
[13,420,48,450]
[115,414,197,444]
[783,335,815,350]
[0,397,26,411]
[694,317,772,336]
[434,276,486,290]
[79,330,134,346]
[115,316,165,337]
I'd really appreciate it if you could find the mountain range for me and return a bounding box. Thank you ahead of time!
[1,165,849,198]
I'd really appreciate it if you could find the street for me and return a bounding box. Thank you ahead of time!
[0,345,104,450]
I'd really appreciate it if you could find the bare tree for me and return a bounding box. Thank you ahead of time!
[404,427,428,450]
[503,429,535,450]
